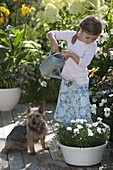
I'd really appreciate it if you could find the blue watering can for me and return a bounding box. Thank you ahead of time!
[39,52,65,79]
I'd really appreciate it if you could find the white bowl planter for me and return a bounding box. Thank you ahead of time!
[59,143,106,166]
[0,88,21,111]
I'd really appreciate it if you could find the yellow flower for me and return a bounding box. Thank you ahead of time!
[88,67,99,78]
[21,4,35,16]
[31,7,36,11]
[0,6,10,16]
[0,17,4,24]
[22,4,31,15]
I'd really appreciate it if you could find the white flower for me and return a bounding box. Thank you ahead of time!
[44,3,60,23]
[99,98,107,107]
[53,0,65,9]
[92,122,99,127]
[103,123,110,129]
[86,123,92,128]
[91,104,97,115]
[69,0,85,15]
[104,107,110,117]
[88,128,93,136]
[97,117,103,122]
[66,127,72,131]
[57,118,110,147]
[110,29,113,35]
[77,125,83,129]
[109,94,113,97]
[95,47,103,57]
[109,50,113,60]
[97,127,102,134]
[40,81,47,87]
[110,55,113,60]
[92,97,97,102]
[97,32,109,44]
[54,123,59,127]
[42,0,54,5]
[74,128,79,134]
[70,120,76,123]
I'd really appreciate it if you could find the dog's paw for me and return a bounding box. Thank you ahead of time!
[29,151,36,155]
[2,148,9,154]
[43,145,49,150]
[29,148,36,155]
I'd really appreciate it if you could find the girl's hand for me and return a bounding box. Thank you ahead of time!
[61,50,72,59]
[62,50,80,64]
[51,40,59,53]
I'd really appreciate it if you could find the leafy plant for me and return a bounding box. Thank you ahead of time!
[0,4,39,89]
[57,118,110,147]
[0,26,36,89]
[89,4,113,140]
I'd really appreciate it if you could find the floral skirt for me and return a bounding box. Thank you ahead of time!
[54,79,92,124]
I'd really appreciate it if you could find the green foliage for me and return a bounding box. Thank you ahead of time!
[0,25,39,89]
[0,0,113,107]
[57,118,110,147]
[89,7,113,140]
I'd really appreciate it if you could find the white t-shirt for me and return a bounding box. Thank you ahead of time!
[47,30,97,84]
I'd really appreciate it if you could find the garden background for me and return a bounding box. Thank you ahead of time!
[0,0,113,139]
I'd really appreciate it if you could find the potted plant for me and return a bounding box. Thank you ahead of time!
[56,117,110,166]
[0,26,36,111]
[0,5,39,111]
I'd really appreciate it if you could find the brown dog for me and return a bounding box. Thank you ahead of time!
[2,102,48,154]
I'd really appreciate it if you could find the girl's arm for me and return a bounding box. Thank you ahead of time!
[47,32,59,52]
[61,50,80,65]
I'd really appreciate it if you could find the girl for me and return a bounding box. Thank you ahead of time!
[46,15,102,124]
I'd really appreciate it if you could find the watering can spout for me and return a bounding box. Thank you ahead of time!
[39,52,65,79]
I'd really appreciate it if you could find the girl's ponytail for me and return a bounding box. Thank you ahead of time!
[72,28,80,44]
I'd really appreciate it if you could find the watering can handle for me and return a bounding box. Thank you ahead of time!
[49,49,54,56]
[49,49,62,56]
[49,73,62,79]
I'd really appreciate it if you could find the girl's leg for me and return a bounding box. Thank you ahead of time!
[54,80,91,123]
[74,84,92,122]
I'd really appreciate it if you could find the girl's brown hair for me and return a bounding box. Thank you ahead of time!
[72,16,102,44]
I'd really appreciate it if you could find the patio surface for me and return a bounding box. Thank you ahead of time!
[0,103,113,170]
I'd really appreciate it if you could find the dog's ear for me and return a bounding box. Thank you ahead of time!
[27,106,31,113]
[27,103,33,113]
[38,101,45,114]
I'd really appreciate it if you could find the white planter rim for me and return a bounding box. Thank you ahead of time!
[0,87,21,91]
[59,142,107,149]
